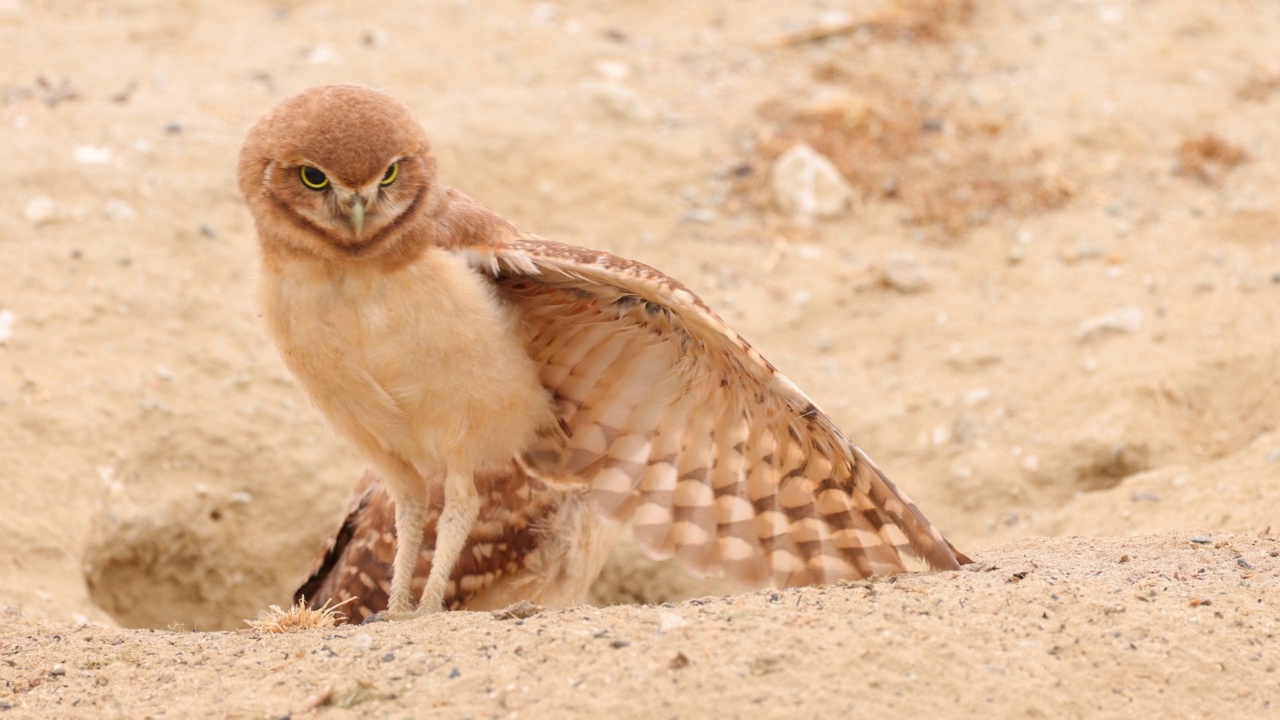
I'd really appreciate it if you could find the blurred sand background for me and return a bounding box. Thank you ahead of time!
[1,0,1277,716]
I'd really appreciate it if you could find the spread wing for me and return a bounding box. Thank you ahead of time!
[296,465,602,621]
[466,236,970,588]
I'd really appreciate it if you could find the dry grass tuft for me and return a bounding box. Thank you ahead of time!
[244,596,355,634]
[1174,134,1249,185]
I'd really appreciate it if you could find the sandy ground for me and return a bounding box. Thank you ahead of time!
[1,0,1278,717]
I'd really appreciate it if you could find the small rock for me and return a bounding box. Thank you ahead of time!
[668,652,690,670]
[74,145,113,164]
[770,143,853,220]
[381,652,395,662]
[350,634,374,650]
[657,611,689,634]
[104,199,135,221]
[609,639,630,649]
[491,600,542,620]
[24,196,57,224]
[594,60,631,80]
[1130,491,1161,503]
[1189,535,1212,545]
[880,254,930,294]
[155,365,174,381]
[581,80,656,121]
[0,310,14,344]
[50,663,65,677]
[229,491,253,505]
[1077,306,1143,342]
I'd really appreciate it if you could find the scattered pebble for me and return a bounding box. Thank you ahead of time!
[50,663,65,677]
[580,80,656,121]
[609,639,630,649]
[1077,306,1143,342]
[104,199,135,221]
[594,60,631,80]
[23,195,57,224]
[491,600,542,620]
[156,365,174,381]
[880,254,930,294]
[1188,535,1212,545]
[1130,491,1161,503]
[770,143,853,220]
[668,652,690,670]
[229,491,253,505]
[74,145,113,164]
[0,310,14,344]
[381,652,395,662]
[657,611,689,634]
[350,634,374,650]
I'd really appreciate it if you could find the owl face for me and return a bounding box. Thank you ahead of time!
[261,151,427,256]
[239,85,438,263]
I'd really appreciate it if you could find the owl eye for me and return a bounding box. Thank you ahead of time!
[299,166,329,190]
[380,162,400,187]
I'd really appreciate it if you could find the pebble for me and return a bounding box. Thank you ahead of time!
[657,611,689,634]
[74,145,113,164]
[104,199,135,221]
[0,310,14,344]
[1188,535,1212,545]
[50,663,66,677]
[1077,306,1143,342]
[24,195,57,224]
[770,143,853,220]
[881,254,930,294]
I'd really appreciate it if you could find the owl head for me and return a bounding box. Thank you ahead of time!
[238,85,439,264]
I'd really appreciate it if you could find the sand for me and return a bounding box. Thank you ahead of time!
[1,0,1277,717]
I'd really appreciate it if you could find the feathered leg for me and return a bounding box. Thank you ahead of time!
[416,470,481,614]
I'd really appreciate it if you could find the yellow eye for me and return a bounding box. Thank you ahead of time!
[299,166,329,190]
[380,162,399,187]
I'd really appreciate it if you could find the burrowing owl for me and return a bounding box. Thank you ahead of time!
[238,85,969,620]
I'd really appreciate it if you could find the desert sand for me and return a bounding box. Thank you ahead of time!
[1,0,1277,717]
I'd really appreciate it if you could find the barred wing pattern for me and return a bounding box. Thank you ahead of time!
[298,466,610,622]
[469,237,969,589]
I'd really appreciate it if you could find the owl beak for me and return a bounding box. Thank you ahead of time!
[348,197,366,237]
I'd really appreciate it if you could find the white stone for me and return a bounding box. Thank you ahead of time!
[24,196,56,224]
[74,146,113,164]
[770,143,853,219]
[1077,306,1144,342]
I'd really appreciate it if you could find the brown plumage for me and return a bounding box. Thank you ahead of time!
[297,467,612,622]
[238,84,969,620]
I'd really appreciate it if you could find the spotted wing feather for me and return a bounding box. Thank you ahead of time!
[466,236,970,588]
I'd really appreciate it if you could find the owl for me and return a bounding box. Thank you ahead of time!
[238,85,969,620]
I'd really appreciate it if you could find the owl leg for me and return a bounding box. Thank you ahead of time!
[363,455,430,619]
[388,488,429,615]
[416,469,480,615]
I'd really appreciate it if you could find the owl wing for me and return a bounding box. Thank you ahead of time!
[296,465,598,622]
[466,236,971,589]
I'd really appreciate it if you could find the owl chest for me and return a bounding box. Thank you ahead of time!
[263,253,549,467]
